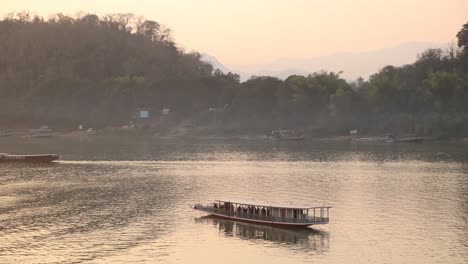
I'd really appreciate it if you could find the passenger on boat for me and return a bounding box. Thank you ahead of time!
[261,208,266,216]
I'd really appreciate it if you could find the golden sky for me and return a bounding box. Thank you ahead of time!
[2,0,467,65]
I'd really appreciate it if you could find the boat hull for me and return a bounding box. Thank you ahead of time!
[0,154,59,163]
[387,137,424,143]
[208,212,314,227]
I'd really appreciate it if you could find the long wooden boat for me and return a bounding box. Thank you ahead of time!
[193,199,331,227]
[0,153,59,162]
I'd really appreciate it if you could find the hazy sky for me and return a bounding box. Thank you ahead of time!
[2,0,467,65]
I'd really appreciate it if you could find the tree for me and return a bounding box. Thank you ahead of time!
[456,22,468,76]
[456,22,468,49]
[424,72,462,112]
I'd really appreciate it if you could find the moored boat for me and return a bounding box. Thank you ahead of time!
[0,153,59,162]
[29,125,54,138]
[271,129,305,141]
[193,199,331,227]
[385,137,424,143]
[351,137,387,142]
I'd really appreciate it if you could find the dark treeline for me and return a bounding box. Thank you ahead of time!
[1,12,467,137]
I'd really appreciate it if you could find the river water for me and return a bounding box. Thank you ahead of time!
[0,136,467,263]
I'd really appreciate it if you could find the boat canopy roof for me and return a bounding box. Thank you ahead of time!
[214,199,331,210]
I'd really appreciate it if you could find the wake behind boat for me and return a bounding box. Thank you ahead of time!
[0,153,59,162]
[193,199,331,227]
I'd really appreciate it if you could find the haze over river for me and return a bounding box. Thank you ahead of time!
[0,136,467,263]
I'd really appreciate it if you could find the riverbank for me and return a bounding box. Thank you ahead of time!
[2,126,468,142]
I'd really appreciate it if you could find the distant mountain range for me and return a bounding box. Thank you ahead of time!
[202,42,447,81]
[200,53,231,73]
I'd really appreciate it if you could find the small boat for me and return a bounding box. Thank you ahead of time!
[271,130,305,141]
[385,137,424,143]
[29,125,54,138]
[0,153,59,162]
[0,130,14,137]
[193,199,331,227]
[351,137,387,142]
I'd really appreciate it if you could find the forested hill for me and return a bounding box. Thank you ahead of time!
[0,13,468,137]
[0,13,240,127]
